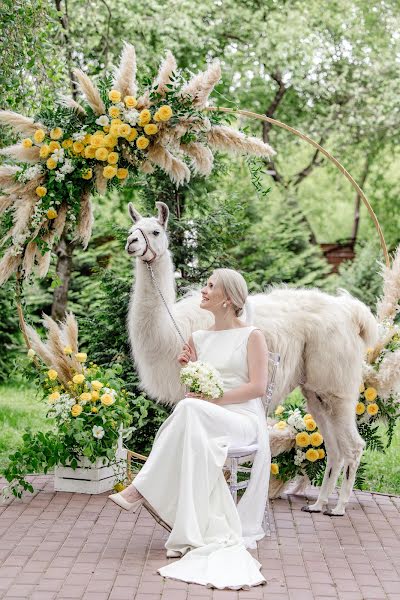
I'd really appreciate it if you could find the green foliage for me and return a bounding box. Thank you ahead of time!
[0,283,21,383]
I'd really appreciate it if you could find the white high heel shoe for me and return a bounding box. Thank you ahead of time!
[108,492,144,512]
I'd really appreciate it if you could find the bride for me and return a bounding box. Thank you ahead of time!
[109,268,271,589]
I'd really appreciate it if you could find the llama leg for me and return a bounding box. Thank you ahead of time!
[301,392,343,513]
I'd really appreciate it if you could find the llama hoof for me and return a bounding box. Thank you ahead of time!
[323,508,344,517]
[301,505,321,513]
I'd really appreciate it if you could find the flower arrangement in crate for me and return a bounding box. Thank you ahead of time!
[1,313,133,499]
[0,43,274,285]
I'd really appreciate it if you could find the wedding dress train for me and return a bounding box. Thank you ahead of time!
[133,326,271,589]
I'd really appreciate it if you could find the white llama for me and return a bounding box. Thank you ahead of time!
[126,201,378,516]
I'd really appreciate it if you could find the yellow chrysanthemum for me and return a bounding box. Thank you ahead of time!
[153,111,161,122]
[157,105,173,121]
[359,383,365,393]
[91,391,100,401]
[84,145,96,159]
[63,346,73,355]
[305,419,317,431]
[107,152,119,164]
[136,136,149,150]
[305,448,319,462]
[116,168,128,180]
[273,420,287,430]
[101,393,115,406]
[103,165,117,179]
[356,402,366,415]
[317,448,325,459]
[72,373,85,384]
[46,208,58,219]
[303,413,313,421]
[271,463,279,475]
[35,186,47,197]
[39,145,50,158]
[138,109,151,126]
[108,89,121,103]
[91,406,98,413]
[75,352,87,363]
[109,126,120,137]
[126,128,138,142]
[62,138,73,149]
[33,129,46,143]
[46,158,57,170]
[296,432,311,447]
[71,404,83,417]
[124,95,137,108]
[144,123,158,135]
[110,118,122,126]
[91,380,104,390]
[310,432,324,447]
[49,141,61,152]
[80,392,92,402]
[95,147,109,161]
[118,124,131,137]
[82,169,93,180]
[72,141,84,154]
[108,106,120,118]
[50,127,63,140]
[49,392,60,402]
[364,387,377,402]
[367,403,379,416]
[274,405,284,416]
[47,369,58,381]
[90,135,104,148]
[103,135,118,148]
[22,138,33,148]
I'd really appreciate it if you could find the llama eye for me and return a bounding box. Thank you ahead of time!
[153,230,160,236]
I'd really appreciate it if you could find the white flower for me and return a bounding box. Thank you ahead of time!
[92,425,105,439]
[96,115,109,127]
[180,360,224,399]
[22,164,43,181]
[54,171,66,182]
[72,130,87,141]
[27,349,36,358]
[60,158,75,174]
[123,109,140,125]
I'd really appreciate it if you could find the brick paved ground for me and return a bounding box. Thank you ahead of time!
[0,475,399,600]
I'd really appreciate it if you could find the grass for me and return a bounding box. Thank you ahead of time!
[0,384,399,495]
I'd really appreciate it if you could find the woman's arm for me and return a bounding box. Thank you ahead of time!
[214,330,268,405]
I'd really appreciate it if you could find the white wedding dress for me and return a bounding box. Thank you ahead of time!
[133,325,271,589]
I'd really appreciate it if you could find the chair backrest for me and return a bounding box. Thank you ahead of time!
[261,351,280,417]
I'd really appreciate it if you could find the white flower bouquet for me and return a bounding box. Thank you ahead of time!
[180,361,224,400]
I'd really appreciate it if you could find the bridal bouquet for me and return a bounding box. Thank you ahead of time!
[180,361,224,400]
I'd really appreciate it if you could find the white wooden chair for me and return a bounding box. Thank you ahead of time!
[224,351,281,536]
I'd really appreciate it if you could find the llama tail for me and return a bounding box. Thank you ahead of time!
[338,288,379,348]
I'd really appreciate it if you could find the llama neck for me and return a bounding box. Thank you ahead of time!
[133,251,176,324]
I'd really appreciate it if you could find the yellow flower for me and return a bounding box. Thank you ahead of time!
[63,346,73,355]
[124,95,137,108]
[94,130,105,137]
[109,89,122,103]
[50,127,63,140]
[33,129,46,143]
[90,135,104,148]
[46,158,57,170]
[126,128,138,142]
[49,391,60,402]
[91,406,98,413]
[356,402,366,415]
[144,123,158,135]
[80,392,92,402]
[114,482,126,492]
[136,136,149,150]
[109,126,120,137]
[101,393,115,406]
[73,373,85,384]
[273,420,287,430]
[103,135,118,148]
[138,109,151,126]
[271,463,279,475]
[35,186,47,197]
[75,352,87,363]
[118,124,131,138]
[47,369,58,381]
[364,387,377,402]
[274,405,284,416]
[72,141,84,154]
[62,138,73,149]
[153,111,161,122]
[305,419,317,431]
[49,141,61,152]
[107,152,119,164]
[83,134,92,145]
[317,448,325,459]
[103,165,117,179]
[103,125,110,133]
[157,105,173,121]
[91,380,104,390]
[116,168,128,180]
[91,391,100,401]
[296,432,311,447]
[310,432,323,447]
[39,145,50,158]
[303,413,313,421]
[305,448,319,462]
[71,404,83,417]
[359,383,365,393]
[22,138,33,148]
[108,106,120,118]
[84,145,96,159]
[46,208,58,219]
[367,403,379,416]
[110,118,122,126]
[82,168,93,180]
[95,147,109,161]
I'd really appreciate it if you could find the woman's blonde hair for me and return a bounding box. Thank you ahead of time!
[212,268,248,317]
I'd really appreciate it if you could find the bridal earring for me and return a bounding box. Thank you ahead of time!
[223,302,227,308]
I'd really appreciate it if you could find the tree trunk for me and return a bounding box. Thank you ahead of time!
[51,235,76,321]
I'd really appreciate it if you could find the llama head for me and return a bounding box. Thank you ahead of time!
[126,201,169,262]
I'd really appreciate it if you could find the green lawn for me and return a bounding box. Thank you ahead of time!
[0,384,399,495]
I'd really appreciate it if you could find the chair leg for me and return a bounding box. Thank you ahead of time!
[230,457,238,504]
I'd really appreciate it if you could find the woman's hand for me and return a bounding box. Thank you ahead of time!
[178,342,196,366]
[185,392,208,401]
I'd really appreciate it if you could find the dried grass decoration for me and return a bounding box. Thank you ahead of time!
[0,43,275,285]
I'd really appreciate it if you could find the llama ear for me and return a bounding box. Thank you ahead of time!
[156,201,169,229]
[128,202,142,223]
